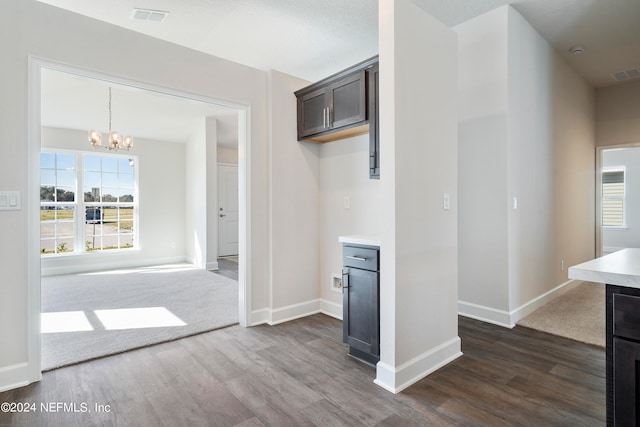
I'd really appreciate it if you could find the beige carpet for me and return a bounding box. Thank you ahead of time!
[517,282,605,348]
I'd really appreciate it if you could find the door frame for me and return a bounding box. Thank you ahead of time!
[28,56,253,382]
[596,142,640,257]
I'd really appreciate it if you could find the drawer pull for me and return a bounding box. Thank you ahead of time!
[346,255,367,262]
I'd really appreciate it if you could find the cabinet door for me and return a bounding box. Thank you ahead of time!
[329,70,367,130]
[614,337,640,426]
[342,267,379,356]
[368,64,380,179]
[297,86,329,139]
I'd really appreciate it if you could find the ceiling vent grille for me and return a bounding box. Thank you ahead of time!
[130,8,169,22]
[612,67,640,82]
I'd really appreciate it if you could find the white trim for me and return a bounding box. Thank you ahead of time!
[41,256,188,277]
[458,279,582,328]
[206,261,220,271]
[22,56,253,393]
[374,337,462,394]
[0,363,33,393]
[320,299,342,320]
[458,301,513,328]
[250,299,342,325]
[509,279,581,324]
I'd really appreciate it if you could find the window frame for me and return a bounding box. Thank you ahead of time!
[602,167,626,229]
[40,149,139,256]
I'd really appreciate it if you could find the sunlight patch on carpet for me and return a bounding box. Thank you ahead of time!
[42,311,94,333]
[94,307,187,330]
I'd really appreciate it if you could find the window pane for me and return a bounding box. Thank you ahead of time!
[84,171,101,189]
[102,157,118,173]
[56,170,75,187]
[55,206,75,223]
[41,169,55,186]
[84,187,100,202]
[56,238,74,254]
[56,187,75,202]
[40,152,55,169]
[119,158,134,174]
[84,156,101,172]
[102,172,118,188]
[40,186,55,201]
[102,192,118,203]
[120,234,134,248]
[119,173,134,189]
[56,153,75,171]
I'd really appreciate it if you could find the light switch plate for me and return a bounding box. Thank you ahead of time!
[0,191,21,211]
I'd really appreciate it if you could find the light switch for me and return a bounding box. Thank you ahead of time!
[0,191,20,211]
[343,196,351,210]
[443,193,450,210]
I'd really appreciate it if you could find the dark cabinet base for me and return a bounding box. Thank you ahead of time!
[607,284,640,426]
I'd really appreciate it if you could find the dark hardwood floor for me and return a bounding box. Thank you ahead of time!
[0,315,605,427]
[213,257,239,281]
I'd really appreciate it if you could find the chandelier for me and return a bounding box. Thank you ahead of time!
[88,87,133,151]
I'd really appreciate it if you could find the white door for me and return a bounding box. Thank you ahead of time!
[218,164,239,256]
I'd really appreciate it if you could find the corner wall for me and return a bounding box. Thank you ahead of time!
[596,80,640,147]
[377,0,460,393]
[456,6,595,327]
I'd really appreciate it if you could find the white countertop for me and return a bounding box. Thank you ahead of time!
[338,235,380,247]
[568,248,640,289]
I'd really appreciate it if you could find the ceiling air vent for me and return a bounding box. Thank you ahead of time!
[612,67,640,82]
[130,8,169,22]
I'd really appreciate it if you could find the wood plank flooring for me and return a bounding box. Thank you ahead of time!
[0,315,605,426]
[214,257,239,281]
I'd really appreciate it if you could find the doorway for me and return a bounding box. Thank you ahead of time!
[218,164,239,257]
[28,58,251,376]
[596,143,640,256]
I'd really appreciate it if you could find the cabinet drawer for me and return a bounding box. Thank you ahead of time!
[343,245,378,271]
[614,293,640,341]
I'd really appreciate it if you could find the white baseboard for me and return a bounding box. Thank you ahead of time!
[374,336,462,394]
[320,299,342,320]
[0,362,38,393]
[206,261,219,271]
[41,256,188,276]
[458,301,513,328]
[458,279,582,328]
[509,279,581,324]
[250,298,342,326]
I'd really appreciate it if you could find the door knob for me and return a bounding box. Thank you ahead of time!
[219,214,226,217]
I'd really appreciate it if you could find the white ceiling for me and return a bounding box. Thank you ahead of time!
[37,0,640,146]
[41,69,239,147]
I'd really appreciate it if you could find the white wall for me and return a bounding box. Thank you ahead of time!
[40,127,186,275]
[456,6,595,326]
[217,146,238,164]
[602,148,640,251]
[206,118,219,269]
[456,7,510,315]
[596,80,640,147]
[266,70,323,323]
[376,0,459,393]
[1,0,270,391]
[319,134,380,315]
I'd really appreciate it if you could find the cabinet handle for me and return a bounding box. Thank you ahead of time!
[323,107,327,128]
[342,270,350,290]
[346,255,367,262]
[327,107,332,127]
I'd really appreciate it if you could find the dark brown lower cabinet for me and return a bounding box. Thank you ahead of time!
[607,285,640,426]
[342,244,379,365]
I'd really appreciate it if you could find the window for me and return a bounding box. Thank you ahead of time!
[40,151,137,255]
[40,152,76,254]
[602,168,625,228]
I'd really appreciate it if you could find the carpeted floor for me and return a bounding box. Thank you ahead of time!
[517,281,605,348]
[41,264,238,370]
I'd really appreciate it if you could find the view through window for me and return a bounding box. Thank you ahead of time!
[40,151,137,255]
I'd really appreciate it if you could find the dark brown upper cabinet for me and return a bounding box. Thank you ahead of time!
[296,56,378,144]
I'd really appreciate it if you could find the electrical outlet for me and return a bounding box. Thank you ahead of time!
[561,260,565,271]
